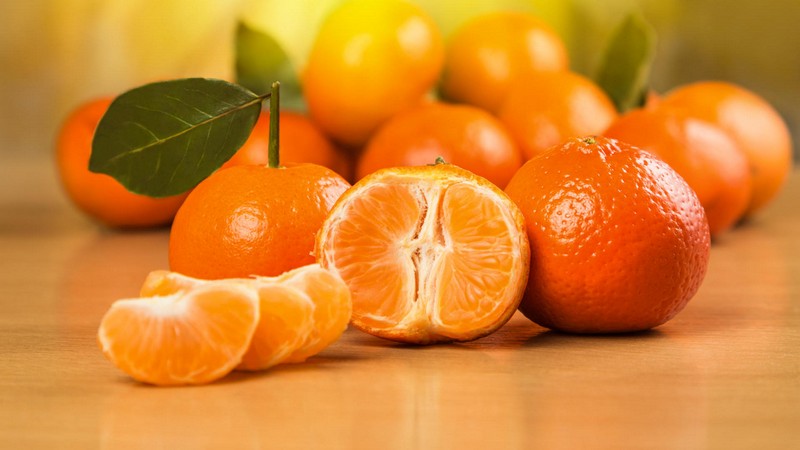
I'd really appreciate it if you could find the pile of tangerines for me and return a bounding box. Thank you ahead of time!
[56,2,793,386]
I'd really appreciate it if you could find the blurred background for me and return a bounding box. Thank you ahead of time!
[1,0,798,161]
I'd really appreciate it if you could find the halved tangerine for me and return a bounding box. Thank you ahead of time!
[315,163,530,344]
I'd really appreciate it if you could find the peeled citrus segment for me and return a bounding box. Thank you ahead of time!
[140,270,203,296]
[97,284,259,386]
[268,264,352,363]
[237,283,314,371]
[316,165,530,344]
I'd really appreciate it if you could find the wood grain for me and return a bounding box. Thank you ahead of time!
[1,157,799,449]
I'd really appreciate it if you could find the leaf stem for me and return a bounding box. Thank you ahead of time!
[268,82,280,168]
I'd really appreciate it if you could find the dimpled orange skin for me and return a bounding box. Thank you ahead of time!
[440,11,569,113]
[498,72,618,161]
[504,137,711,333]
[661,81,793,217]
[56,98,187,227]
[169,164,351,279]
[356,102,523,188]
[605,107,752,237]
[303,0,444,148]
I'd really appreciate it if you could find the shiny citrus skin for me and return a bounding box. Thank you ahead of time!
[169,164,350,279]
[605,106,752,236]
[303,0,444,148]
[317,163,530,344]
[223,111,353,181]
[356,102,523,188]
[497,71,618,160]
[504,137,710,333]
[441,11,569,113]
[56,98,187,227]
[661,81,793,217]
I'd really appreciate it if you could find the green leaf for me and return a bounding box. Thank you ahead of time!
[89,78,263,197]
[235,21,305,112]
[595,12,657,113]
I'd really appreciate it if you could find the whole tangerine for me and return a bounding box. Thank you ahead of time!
[356,102,523,187]
[605,106,752,236]
[505,136,710,333]
[441,11,569,113]
[661,81,793,217]
[497,71,618,160]
[303,0,444,148]
[56,98,187,227]
[169,163,350,279]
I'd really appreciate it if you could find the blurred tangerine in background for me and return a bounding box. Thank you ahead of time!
[302,0,444,149]
[55,98,187,228]
[605,105,752,236]
[222,111,353,181]
[440,11,569,113]
[497,71,618,160]
[356,102,522,188]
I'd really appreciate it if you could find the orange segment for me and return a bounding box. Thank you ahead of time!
[139,270,201,296]
[97,284,259,386]
[316,164,529,344]
[435,183,527,335]
[272,264,352,363]
[237,283,314,371]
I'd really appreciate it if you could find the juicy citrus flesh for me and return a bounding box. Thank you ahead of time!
[504,137,711,334]
[237,283,315,371]
[268,265,352,363]
[98,283,260,386]
[100,265,351,385]
[316,164,529,344]
[138,264,350,371]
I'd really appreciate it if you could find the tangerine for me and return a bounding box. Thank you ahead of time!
[661,81,793,216]
[441,11,569,113]
[497,71,618,160]
[504,136,710,333]
[356,102,522,187]
[98,282,260,386]
[316,162,530,344]
[605,106,752,236]
[303,0,444,148]
[139,264,351,370]
[169,163,350,279]
[56,98,187,227]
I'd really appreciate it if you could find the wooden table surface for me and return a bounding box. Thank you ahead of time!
[2,156,799,449]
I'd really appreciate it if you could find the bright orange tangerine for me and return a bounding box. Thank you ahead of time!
[316,162,530,344]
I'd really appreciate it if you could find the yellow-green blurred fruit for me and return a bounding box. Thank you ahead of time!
[302,0,444,148]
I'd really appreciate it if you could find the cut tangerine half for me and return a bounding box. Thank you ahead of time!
[316,163,530,344]
[97,284,259,386]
